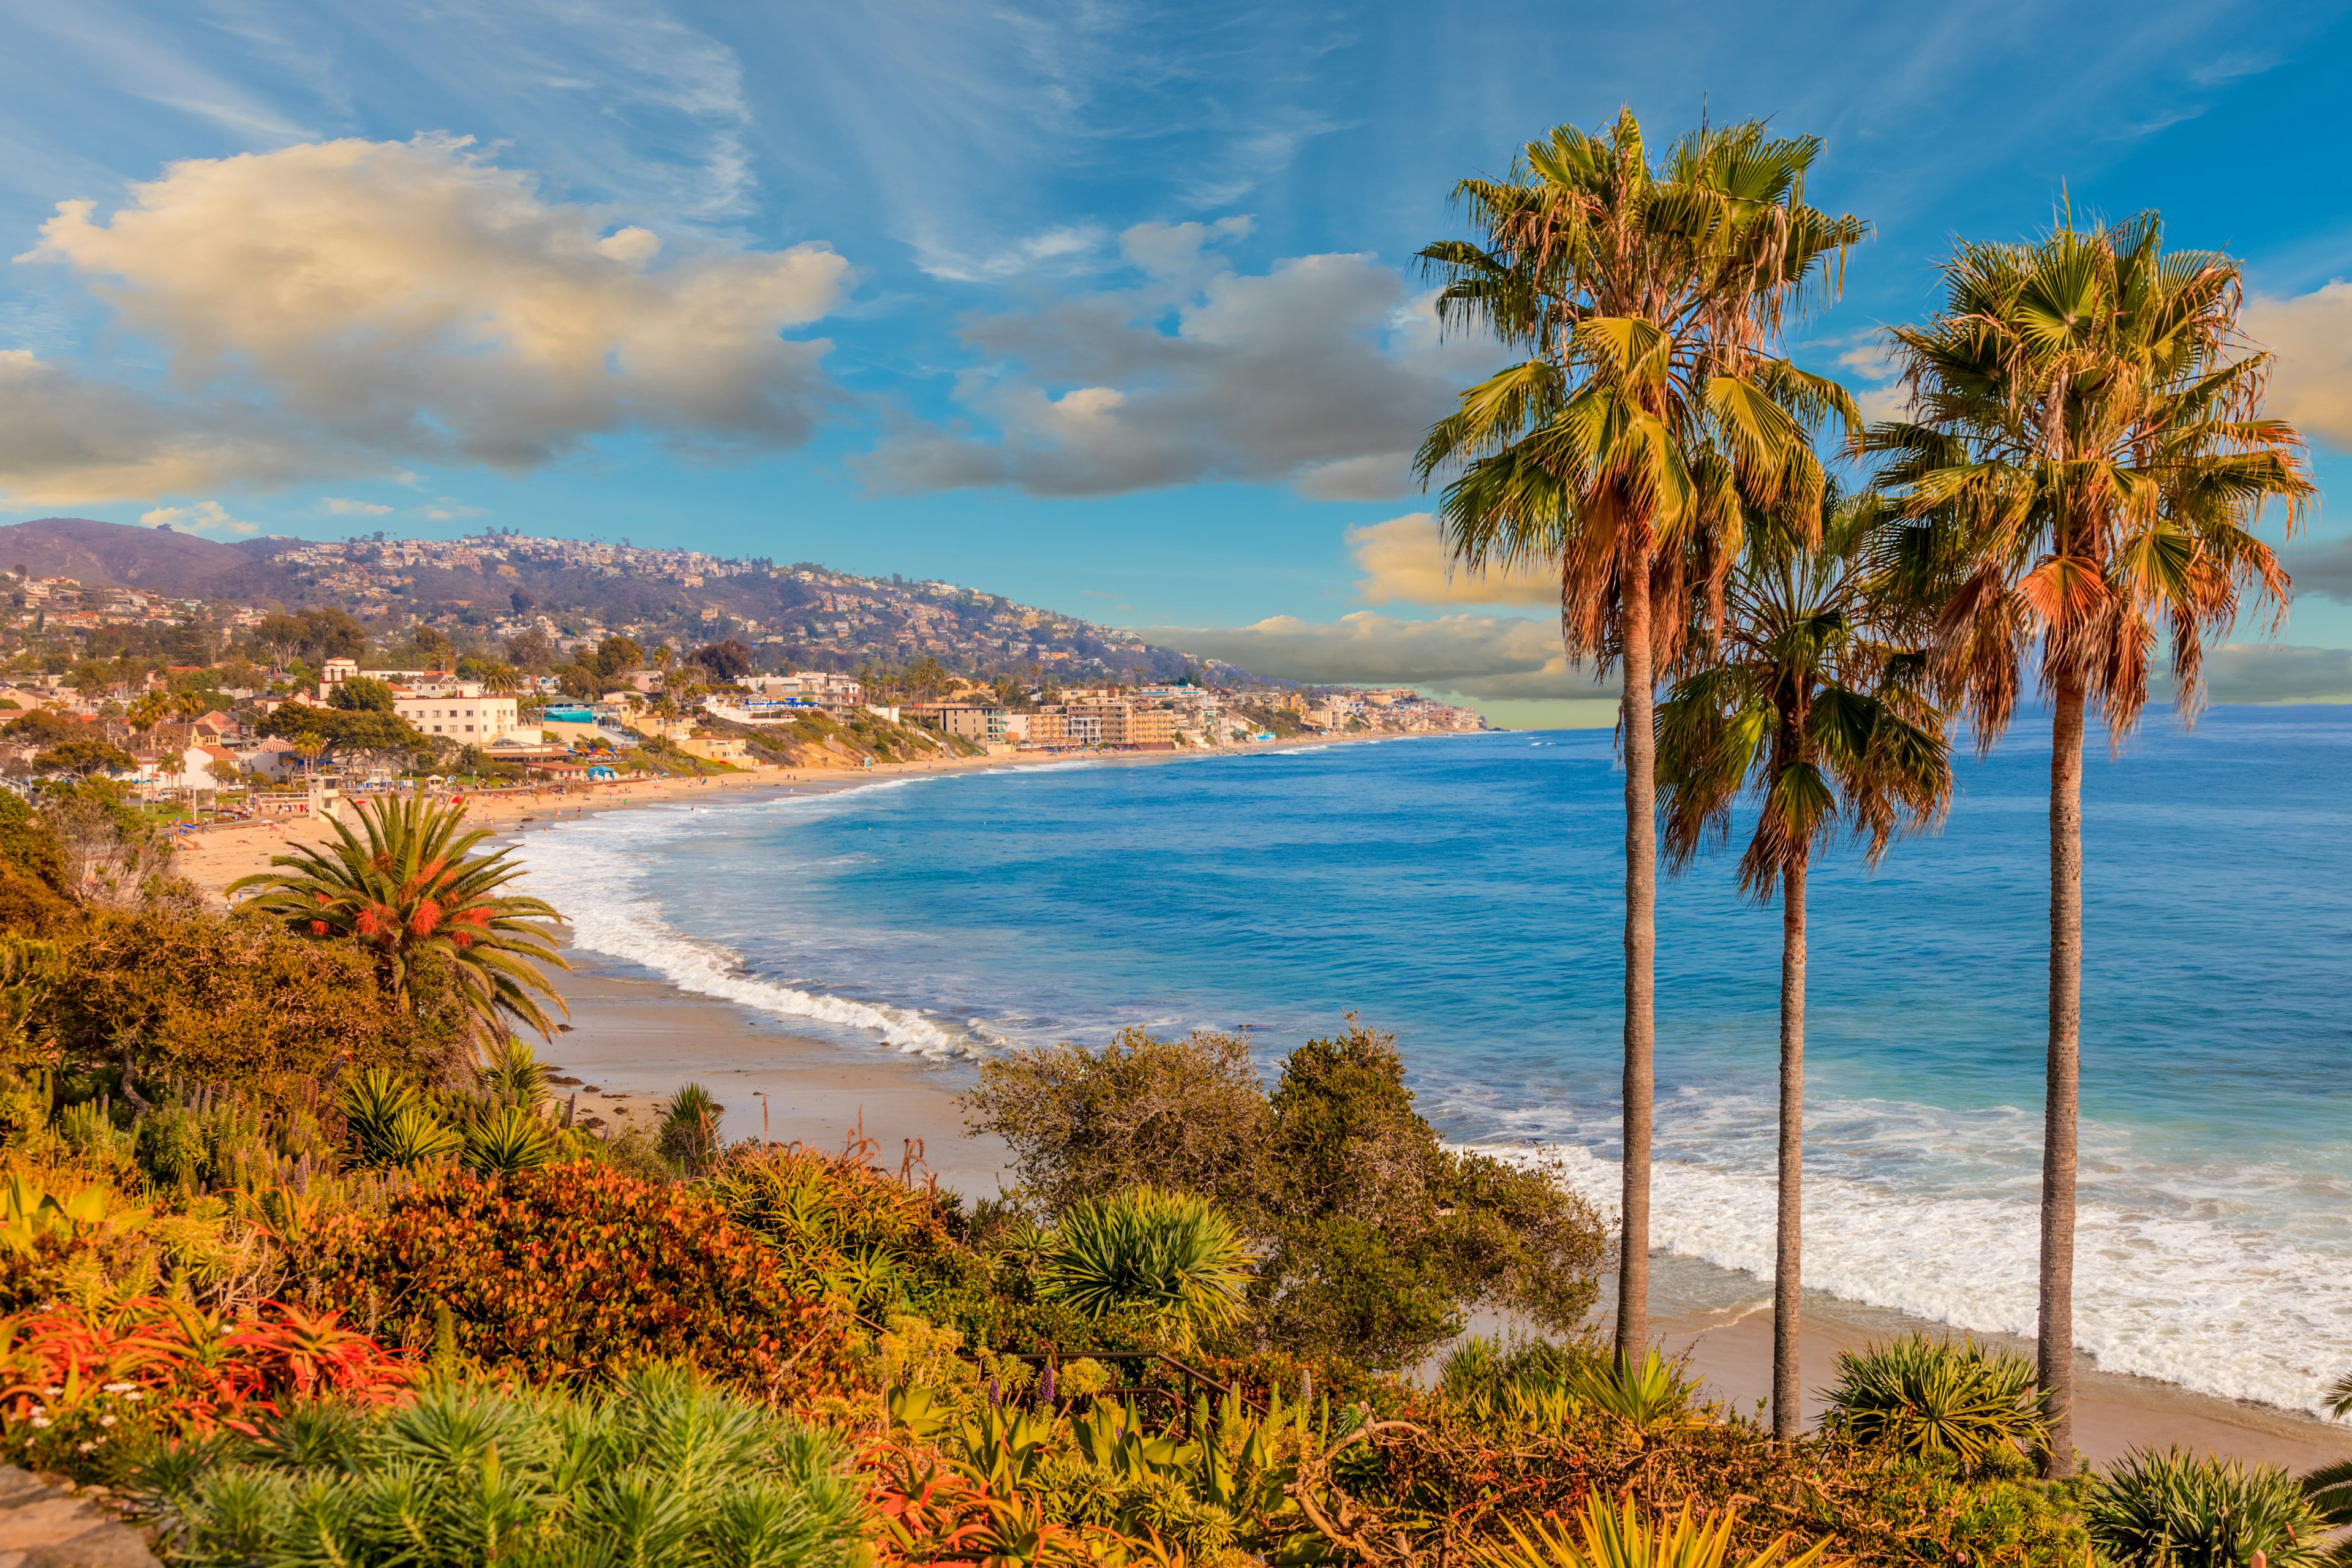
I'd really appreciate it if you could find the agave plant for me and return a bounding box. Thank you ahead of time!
[230,793,570,1042]
[1039,1185,1250,1341]
[1480,1492,1828,1568]
[2087,1449,2327,1568]
[1822,1334,2046,1469]
[140,1364,867,1566]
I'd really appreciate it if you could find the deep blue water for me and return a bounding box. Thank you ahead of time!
[511,707,2352,1412]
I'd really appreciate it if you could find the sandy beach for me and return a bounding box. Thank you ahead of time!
[172,747,2352,1470]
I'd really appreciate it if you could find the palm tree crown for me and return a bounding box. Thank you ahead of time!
[1865,211,2312,737]
[1657,499,1951,893]
[231,794,569,1044]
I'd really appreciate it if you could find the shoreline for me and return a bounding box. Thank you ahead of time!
[170,737,2352,1468]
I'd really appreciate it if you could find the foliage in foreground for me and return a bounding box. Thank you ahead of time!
[281,1161,859,1403]
[141,1365,868,1568]
[2084,1448,2328,1568]
[1478,1493,1828,1568]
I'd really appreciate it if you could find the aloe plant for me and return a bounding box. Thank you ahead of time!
[1480,1493,1828,1568]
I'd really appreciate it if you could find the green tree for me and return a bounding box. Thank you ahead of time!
[4,710,83,748]
[594,635,645,681]
[32,739,134,779]
[256,705,426,776]
[1415,112,1864,1358]
[329,675,397,712]
[231,793,570,1045]
[1863,214,2312,1472]
[1654,497,1951,1439]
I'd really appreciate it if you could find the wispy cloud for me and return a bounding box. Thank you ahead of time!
[140,499,258,537]
[1142,611,1610,701]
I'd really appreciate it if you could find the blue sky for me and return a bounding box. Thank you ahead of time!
[3,0,2351,720]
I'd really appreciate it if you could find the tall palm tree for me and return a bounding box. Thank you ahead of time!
[1864,213,2312,1474]
[1655,495,1951,1439]
[1417,111,1866,1358]
[232,793,570,1045]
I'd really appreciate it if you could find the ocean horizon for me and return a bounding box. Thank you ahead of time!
[507,707,2352,1418]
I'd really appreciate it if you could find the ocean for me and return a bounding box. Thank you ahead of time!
[505,707,2352,1415]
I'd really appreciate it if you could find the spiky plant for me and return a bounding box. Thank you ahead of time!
[461,1105,559,1176]
[140,1365,868,1567]
[1479,1492,1828,1568]
[2087,1449,2328,1568]
[1822,1334,2046,1469]
[338,1070,463,1170]
[1039,1185,1251,1342]
[474,1036,549,1109]
[231,793,570,1044]
[660,1083,723,1177]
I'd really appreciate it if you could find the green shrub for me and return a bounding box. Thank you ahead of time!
[1822,1333,2046,1471]
[709,1140,985,1322]
[139,1365,868,1567]
[964,1021,1609,1373]
[281,1161,859,1402]
[2084,1449,2327,1568]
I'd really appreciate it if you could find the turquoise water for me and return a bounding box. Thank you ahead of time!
[509,707,2352,1413]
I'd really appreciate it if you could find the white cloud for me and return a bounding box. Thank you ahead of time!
[139,499,258,538]
[1142,611,1613,702]
[320,497,393,516]
[1349,512,1555,607]
[2244,282,2352,449]
[859,222,1487,499]
[2,135,853,505]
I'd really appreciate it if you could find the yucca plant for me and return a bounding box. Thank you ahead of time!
[2087,1449,2327,1568]
[338,1071,462,1170]
[660,1083,723,1176]
[1040,1185,1250,1342]
[473,1036,549,1109]
[141,1364,868,1567]
[1480,1492,1828,1568]
[1822,1334,2046,1469]
[460,1105,558,1176]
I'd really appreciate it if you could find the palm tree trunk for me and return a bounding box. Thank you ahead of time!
[1774,851,1806,1441]
[2039,683,2085,1479]
[1616,556,1657,1362]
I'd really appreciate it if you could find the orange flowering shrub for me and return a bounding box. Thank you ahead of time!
[282,1160,858,1403]
[0,1297,411,1477]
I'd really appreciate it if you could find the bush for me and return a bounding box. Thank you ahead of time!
[281,1161,858,1402]
[138,1365,868,1567]
[1821,1334,2046,1472]
[2084,1449,2327,1568]
[709,1140,987,1323]
[42,910,462,1084]
[963,1021,1609,1373]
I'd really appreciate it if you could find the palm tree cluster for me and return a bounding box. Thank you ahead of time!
[1423,115,2310,1468]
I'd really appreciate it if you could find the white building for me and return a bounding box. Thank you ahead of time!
[316,658,524,742]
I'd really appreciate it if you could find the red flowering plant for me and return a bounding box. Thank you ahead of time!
[280,1160,859,1402]
[0,1296,412,1480]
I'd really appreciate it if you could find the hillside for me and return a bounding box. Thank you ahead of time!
[1,517,1257,686]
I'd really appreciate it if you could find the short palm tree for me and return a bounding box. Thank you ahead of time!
[1656,496,1950,1439]
[1864,213,2312,1474]
[232,793,569,1044]
[1417,111,1865,1357]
